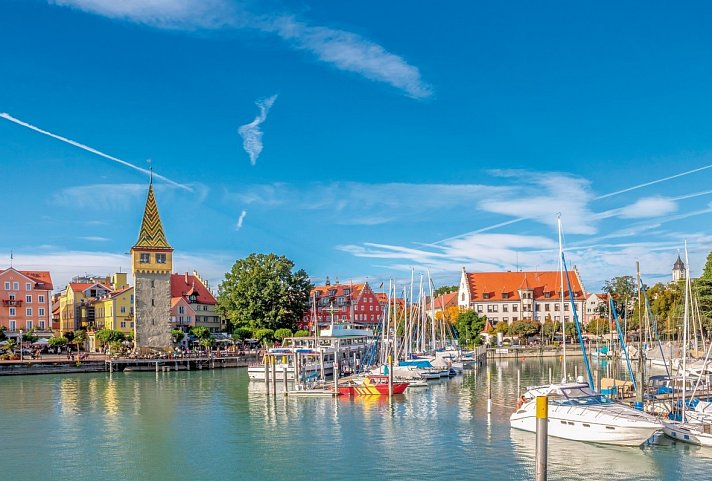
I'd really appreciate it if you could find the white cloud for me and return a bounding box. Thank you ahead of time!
[617,196,678,219]
[50,1,431,98]
[9,249,232,293]
[52,183,147,210]
[235,210,247,230]
[238,95,277,166]
[50,0,237,29]
[477,170,595,235]
[264,16,431,99]
[79,236,110,242]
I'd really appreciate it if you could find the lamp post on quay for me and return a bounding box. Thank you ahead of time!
[19,329,23,361]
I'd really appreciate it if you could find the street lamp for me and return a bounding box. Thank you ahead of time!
[19,329,23,361]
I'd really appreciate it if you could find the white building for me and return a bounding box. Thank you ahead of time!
[457,267,587,325]
[583,293,608,323]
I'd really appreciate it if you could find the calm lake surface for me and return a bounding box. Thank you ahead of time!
[1,358,707,481]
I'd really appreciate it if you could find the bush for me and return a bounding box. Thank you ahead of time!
[232,327,253,342]
[274,328,293,342]
[254,328,275,345]
[294,330,310,337]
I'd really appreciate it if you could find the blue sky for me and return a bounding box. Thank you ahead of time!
[2,0,712,292]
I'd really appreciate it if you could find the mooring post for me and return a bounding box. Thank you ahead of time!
[517,368,520,397]
[548,367,552,384]
[535,396,548,481]
[388,355,394,397]
[283,364,288,395]
[271,355,277,396]
[487,369,492,414]
[265,354,270,395]
[155,362,159,372]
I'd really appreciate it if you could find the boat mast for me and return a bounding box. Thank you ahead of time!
[558,214,567,382]
[408,267,414,359]
[636,261,644,404]
[428,269,436,353]
[682,242,690,423]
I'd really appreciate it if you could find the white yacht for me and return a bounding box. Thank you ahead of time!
[510,382,661,446]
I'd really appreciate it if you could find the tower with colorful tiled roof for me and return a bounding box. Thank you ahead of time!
[131,180,173,354]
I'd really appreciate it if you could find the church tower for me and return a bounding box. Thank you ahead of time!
[131,180,173,354]
[672,254,686,283]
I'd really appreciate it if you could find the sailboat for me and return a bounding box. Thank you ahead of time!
[662,244,712,446]
[510,216,661,446]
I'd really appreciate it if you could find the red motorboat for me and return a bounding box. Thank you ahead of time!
[338,375,409,396]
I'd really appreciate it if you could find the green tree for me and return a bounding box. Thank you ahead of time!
[96,329,125,345]
[453,310,486,348]
[585,318,610,335]
[542,319,558,343]
[433,285,458,297]
[217,253,312,332]
[494,321,510,335]
[603,276,636,318]
[254,328,275,346]
[191,327,213,350]
[232,327,254,342]
[72,330,86,351]
[294,330,310,337]
[22,329,39,344]
[0,326,6,341]
[274,328,293,343]
[171,329,185,344]
[510,320,540,343]
[48,336,68,348]
[695,251,712,334]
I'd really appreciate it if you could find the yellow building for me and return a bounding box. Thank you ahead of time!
[93,286,134,333]
[57,273,129,335]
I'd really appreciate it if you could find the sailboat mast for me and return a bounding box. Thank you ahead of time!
[428,269,436,353]
[558,215,567,382]
[682,242,690,423]
[636,261,644,404]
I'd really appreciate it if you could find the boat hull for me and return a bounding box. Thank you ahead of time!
[510,409,660,446]
[663,421,712,446]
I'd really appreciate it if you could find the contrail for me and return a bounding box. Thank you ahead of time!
[238,95,277,166]
[594,163,712,200]
[0,112,192,191]
[435,162,712,244]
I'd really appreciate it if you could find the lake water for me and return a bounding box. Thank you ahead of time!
[1,358,706,481]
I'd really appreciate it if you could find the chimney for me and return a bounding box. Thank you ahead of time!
[185,272,189,284]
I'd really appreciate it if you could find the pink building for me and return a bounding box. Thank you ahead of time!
[170,272,221,333]
[0,267,54,339]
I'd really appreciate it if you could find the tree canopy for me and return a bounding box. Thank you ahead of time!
[433,285,458,297]
[603,276,636,318]
[217,253,312,333]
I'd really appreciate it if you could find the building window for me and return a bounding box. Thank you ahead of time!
[512,305,518,312]
[3,281,9,290]
[502,292,509,299]
[121,306,126,313]
[26,308,32,316]
[178,306,185,314]
[564,304,570,311]
[545,304,550,311]
[503,305,508,312]
[544,292,551,299]
[483,293,490,299]
[26,320,32,330]
[121,321,126,328]
[151,280,155,288]
[554,304,560,311]
[151,299,155,306]
[9,307,15,316]
[140,253,150,263]
[156,253,166,264]
[25,295,32,303]
[39,320,45,329]
[26,283,32,291]
[38,295,45,303]
[564,316,570,322]
[13,282,19,290]
[9,320,15,331]
[343,288,350,296]
[512,317,518,322]
[503,317,509,322]
[476,305,483,313]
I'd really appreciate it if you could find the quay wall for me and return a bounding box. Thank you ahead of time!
[487,347,585,359]
[0,360,107,376]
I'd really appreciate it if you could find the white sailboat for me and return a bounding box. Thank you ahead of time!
[510,215,661,446]
[662,244,712,446]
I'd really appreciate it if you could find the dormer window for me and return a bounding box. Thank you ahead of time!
[502,292,509,299]
[483,293,490,300]
[139,253,150,263]
[189,294,197,303]
[343,288,350,296]
[544,291,551,299]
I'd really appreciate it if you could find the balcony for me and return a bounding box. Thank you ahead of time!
[2,299,23,307]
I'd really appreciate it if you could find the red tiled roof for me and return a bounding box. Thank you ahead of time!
[170,274,216,305]
[0,268,54,291]
[69,283,94,292]
[311,283,366,301]
[375,292,405,308]
[428,291,458,310]
[465,271,585,301]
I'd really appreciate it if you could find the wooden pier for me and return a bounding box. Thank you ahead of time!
[107,354,254,372]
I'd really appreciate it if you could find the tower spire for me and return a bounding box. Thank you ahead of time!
[133,183,171,249]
